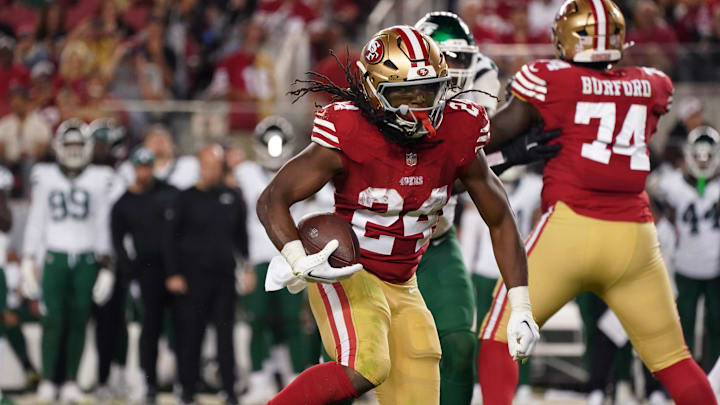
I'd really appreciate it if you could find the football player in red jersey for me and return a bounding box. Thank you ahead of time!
[476,0,717,404]
[256,25,539,405]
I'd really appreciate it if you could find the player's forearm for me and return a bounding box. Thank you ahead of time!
[257,185,301,251]
[489,217,528,289]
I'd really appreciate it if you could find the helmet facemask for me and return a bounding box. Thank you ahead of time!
[439,42,478,96]
[55,130,94,170]
[375,77,450,138]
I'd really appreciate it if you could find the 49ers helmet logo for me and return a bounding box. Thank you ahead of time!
[365,37,384,64]
[418,67,429,77]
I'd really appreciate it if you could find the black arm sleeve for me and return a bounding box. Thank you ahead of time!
[110,197,132,277]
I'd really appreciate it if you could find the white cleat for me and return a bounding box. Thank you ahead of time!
[95,385,112,402]
[240,372,277,404]
[108,365,129,399]
[59,382,85,404]
[615,381,638,405]
[586,389,604,405]
[515,384,534,404]
[647,390,669,405]
[36,380,57,403]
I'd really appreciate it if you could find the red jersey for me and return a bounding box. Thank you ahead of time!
[510,59,674,222]
[311,100,489,283]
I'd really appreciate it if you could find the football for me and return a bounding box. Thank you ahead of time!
[298,213,361,268]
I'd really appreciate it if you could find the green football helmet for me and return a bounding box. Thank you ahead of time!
[416,11,479,96]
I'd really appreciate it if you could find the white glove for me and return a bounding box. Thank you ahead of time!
[20,257,40,299]
[93,268,115,305]
[281,240,362,283]
[506,286,540,362]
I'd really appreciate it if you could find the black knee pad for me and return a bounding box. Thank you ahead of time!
[439,330,477,378]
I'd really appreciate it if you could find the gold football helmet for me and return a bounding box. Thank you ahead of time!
[552,0,626,63]
[357,25,450,137]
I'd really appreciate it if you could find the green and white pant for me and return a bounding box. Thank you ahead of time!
[416,227,476,405]
[41,251,99,381]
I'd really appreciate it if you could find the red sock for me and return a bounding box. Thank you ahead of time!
[267,362,359,405]
[478,339,518,405]
[654,358,717,405]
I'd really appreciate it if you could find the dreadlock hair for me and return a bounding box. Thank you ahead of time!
[288,49,498,150]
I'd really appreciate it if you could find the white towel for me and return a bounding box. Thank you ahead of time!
[264,255,307,294]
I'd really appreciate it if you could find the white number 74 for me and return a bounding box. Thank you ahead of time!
[576,102,650,171]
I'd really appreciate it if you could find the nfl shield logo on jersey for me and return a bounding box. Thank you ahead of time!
[406,153,417,166]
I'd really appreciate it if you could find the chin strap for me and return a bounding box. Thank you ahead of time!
[414,111,436,138]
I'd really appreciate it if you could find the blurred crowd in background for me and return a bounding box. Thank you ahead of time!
[0,0,719,173]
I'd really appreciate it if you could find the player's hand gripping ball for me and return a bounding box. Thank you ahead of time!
[281,213,362,284]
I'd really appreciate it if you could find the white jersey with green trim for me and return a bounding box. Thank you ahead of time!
[657,168,720,280]
[23,163,115,257]
[434,52,501,238]
[235,161,334,266]
[459,173,542,278]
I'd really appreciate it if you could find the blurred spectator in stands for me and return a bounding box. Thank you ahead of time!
[0,35,31,119]
[528,0,565,39]
[65,0,103,29]
[0,84,52,166]
[35,3,69,61]
[311,25,359,105]
[56,40,94,93]
[29,61,60,129]
[208,21,275,131]
[0,0,37,36]
[626,0,678,74]
[672,0,713,43]
[124,0,155,33]
[14,24,45,70]
[164,0,202,98]
[458,0,501,44]
[500,7,550,44]
[256,0,320,26]
[678,3,720,81]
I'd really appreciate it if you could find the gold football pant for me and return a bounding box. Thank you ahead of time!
[480,202,690,372]
[308,269,441,405]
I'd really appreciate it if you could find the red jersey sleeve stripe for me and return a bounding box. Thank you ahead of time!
[311,135,340,150]
[313,126,339,143]
[314,117,337,132]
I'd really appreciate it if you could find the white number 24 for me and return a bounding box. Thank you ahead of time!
[576,102,650,171]
[350,186,448,255]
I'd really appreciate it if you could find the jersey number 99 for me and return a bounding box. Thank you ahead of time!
[48,189,90,221]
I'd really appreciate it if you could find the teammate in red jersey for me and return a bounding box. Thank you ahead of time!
[476,1,717,404]
[256,25,539,405]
